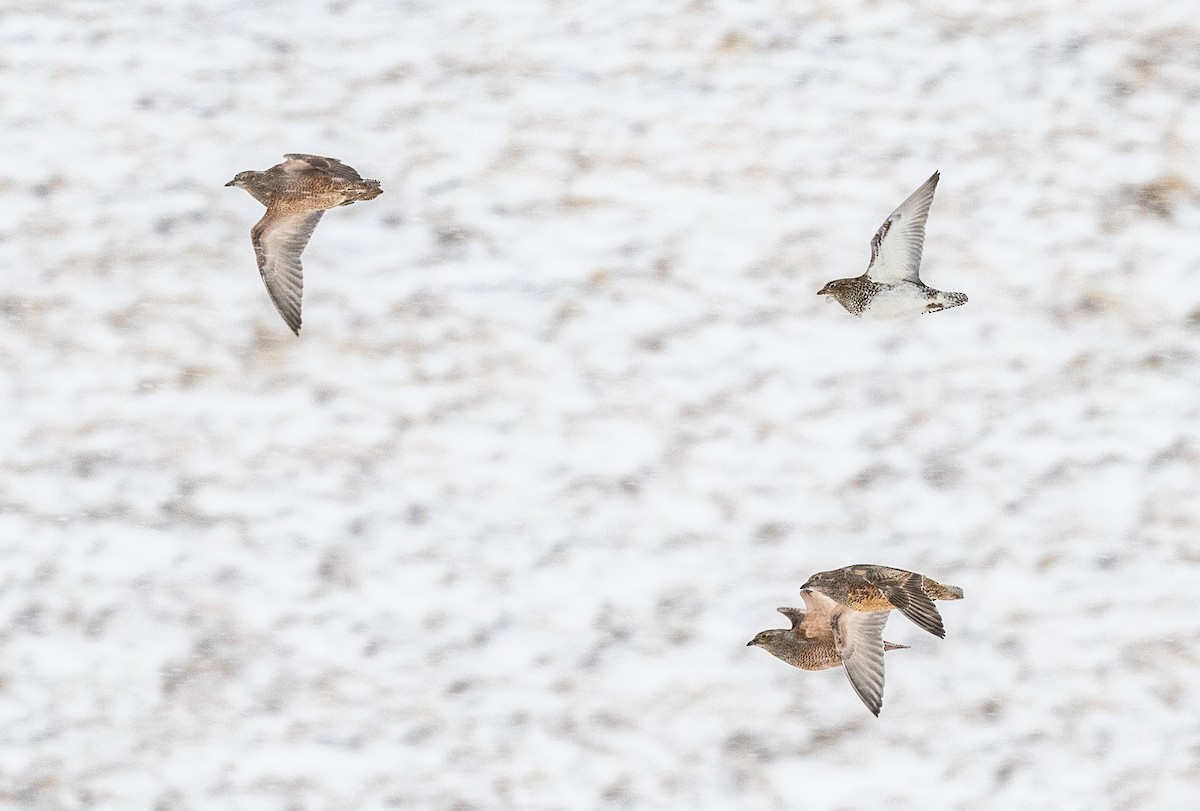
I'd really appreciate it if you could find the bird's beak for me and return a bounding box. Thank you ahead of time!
[224,179,236,187]
[746,640,756,647]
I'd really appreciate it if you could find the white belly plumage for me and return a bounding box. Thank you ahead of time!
[859,282,964,320]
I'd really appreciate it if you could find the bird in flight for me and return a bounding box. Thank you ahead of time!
[226,154,382,335]
[750,565,962,715]
[801,563,964,639]
[817,172,966,318]
[747,588,910,716]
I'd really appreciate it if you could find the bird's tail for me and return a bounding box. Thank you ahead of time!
[352,181,383,201]
[923,578,964,601]
[337,180,382,205]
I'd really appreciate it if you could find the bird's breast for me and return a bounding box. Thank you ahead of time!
[858,282,935,320]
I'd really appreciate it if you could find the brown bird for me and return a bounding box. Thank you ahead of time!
[801,564,963,639]
[748,588,910,716]
[226,153,383,335]
[817,171,967,318]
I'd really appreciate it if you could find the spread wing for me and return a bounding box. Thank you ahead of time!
[283,153,365,182]
[865,171,939,284]
[250,208,324,335]
[865,569,946,639]
[794,588,839,641]
[831,608,889,716]
[798,588,835,623]
[775,606,807,630]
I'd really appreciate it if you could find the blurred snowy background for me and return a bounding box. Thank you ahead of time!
[2,0,1200,808]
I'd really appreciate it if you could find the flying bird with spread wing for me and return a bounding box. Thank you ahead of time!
[747,589,910,717]
[226,154,382,335]
[818,171,966,318]
[749,565,963,715]
[801,564,964,639]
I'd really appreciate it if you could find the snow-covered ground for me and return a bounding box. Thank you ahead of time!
[2,0,1200,808]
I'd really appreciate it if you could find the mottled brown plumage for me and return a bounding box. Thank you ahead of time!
[801,564,964,639]
[226,154,382,335]
[748,589,909,716]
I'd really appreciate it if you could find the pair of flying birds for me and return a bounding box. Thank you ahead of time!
[748,564,964,716]
[227,156,965,334]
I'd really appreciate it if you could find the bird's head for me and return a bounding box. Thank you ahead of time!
[800,571,829,590]
[817,278,852,298]
[224,171,257,188]
[746,629,787,649]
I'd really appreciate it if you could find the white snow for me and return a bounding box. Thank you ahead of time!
[2,0,1200,808]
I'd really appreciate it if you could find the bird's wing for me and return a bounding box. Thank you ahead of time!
[283,153,365,182]
[798,588,836,623]
[866,569,946,639]
[775,607,807,630]
[865,171,939,284]
[832,608,889,716]
[250,208,324,335]
[794,588,841,641]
